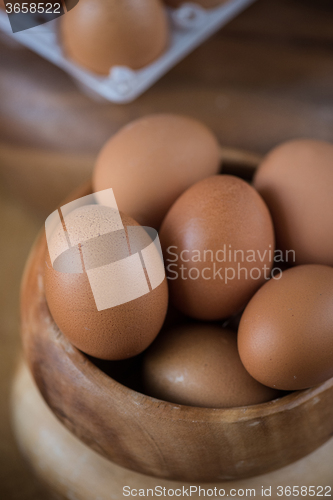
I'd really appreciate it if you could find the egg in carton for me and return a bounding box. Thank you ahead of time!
[0,0,256,102]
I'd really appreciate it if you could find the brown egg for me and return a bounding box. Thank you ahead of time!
[159,175,275,320]
[44,205,168,360]
[238,265,333,391]
[61,0,169,74]
[93,114,220,229]
[254,139,333,266]
[164,0,228,8]
[142,323,279,408]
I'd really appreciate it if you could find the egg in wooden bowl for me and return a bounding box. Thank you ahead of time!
[44,202,168,361]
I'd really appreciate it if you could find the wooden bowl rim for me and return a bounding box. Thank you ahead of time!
[68,337,333,421]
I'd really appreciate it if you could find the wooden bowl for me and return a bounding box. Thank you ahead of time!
[11,359,333,500]
[20,175,333,483]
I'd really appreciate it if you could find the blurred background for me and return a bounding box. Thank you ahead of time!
[0,0,333,497]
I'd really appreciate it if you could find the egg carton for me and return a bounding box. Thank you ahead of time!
[0,0,256,103]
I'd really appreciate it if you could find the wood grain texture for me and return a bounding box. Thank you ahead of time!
[1,0,333,216]
[20,182,333,483]
[11,360,333,500]
[0,142,94,215]
[0,184,51,499]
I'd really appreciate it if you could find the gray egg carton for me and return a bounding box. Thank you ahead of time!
[0,0,256,103]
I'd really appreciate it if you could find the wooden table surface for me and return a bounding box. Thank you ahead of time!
[0,0,333,497]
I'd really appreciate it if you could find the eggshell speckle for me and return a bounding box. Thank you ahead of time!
[44,205,168,360]
[61,0,169,74]
[93,114,220,229]
[159,175,275,320]
[238,264,333,391]
[254,139,333,266]
[142,323,279,408]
